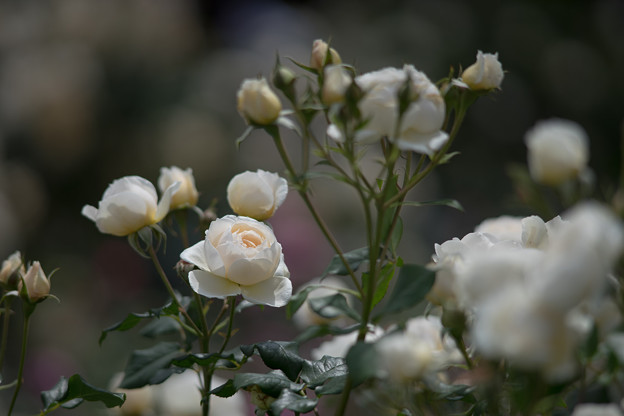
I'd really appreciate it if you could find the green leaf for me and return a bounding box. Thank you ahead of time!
[322,247,369,277]
[397,199,464,211]
[240,341,306,381]
[287,57,318,74]
[371,263,396,308]
[270,389,318,414]
[139,316,181,338]
[99,299,180,345]
[439,151,461,165]
[286,286,317,319]
[172,348,246,370]
[236,126,254,149]
[300,356,347,387]
[233,372,304,397]
[345,341,378,386]
[41,374,125,412]
[308,293,361,321]
[375,264,435,319]
[275,116,301,136]
[314,375,348,395]
[119,342,183,389]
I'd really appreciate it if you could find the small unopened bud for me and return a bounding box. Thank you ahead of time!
[461,50,504,90]
[237,78,282,125]
[273,61,296,95]
[200,207,218,231]
[0,251,24,287]
[175,259,195,279]
[310,39,341,71]
[322,65,352,104]
[22,261,50,302]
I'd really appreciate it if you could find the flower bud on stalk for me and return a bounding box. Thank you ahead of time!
[272,59,297,102]
[310,39,341,71]
[322,65,352,104]
[21,261,50,303]
[461,50,504,90]
[158,166,199,210]
[237,78,282,125]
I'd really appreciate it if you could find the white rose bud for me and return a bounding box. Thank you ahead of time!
[82,176,180,236]
[22,261,50,302]
[236,78,282,125]
[322,65,352,104]
[227,170,288,221]
[525,118,590,186]
[0,251,24,285]
[461,50,504,90]
[180,215,291,307]
[158,166,199,210]
[310,39,341,71]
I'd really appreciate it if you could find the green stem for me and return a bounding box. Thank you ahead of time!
[0,297,12,373]
[218,297,237,354]
[271,128,364,296]
[7,309,31,416]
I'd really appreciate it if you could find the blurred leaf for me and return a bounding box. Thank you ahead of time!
[210,379,237,398]
[345,341,378,386]
[314,374,348,395]
[294,323,359,344]
[439,151,461,165]
[275,116,301,136]
[397,199,464,211]
[270,389,318,414]
[233,372,304,397]
[300,356,348,387]
[41,374,125,413]
[286,285,317,319]
[240,341,306,381]
[139,316,181,338]
[99,300,180,345]
[322,247,369,277]
[119,342,183,389]
[287,57,318,74]
[371,263,396,308]
[375,264,435,319]
[308,293,360,321]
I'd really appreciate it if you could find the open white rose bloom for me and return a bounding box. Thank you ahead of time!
[328,65,448,155]
[82,175,180,236]
[180,215,291,307]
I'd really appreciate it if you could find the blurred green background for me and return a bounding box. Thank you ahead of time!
[0,0,622,414]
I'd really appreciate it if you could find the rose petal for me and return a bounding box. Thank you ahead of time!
[180,240,211,271]
[189,270,241,299]
[241,275,292,307]
[155,181,181,222]
[227,257,278,286]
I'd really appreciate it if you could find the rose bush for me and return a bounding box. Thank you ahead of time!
[180,215,291,307]
[226,170,288,221]
[81,175,179,236]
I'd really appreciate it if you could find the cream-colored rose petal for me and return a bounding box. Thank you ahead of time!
[189,270,241,299]
[241,275,292,307]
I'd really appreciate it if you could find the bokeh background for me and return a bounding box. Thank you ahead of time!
[0,0,622,414]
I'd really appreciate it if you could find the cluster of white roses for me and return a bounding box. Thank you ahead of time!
[432,202,623,381]
[82,166,292,307]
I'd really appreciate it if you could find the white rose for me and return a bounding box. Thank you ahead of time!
[0,250,24,285]
[474,215,523,243]
[310,39,341,71]
[376,316,459,382]
[180,215,291,307]
[21,261,50,302]
[322,64,352,104]
[158,166,199,210]
[461,50,504,90]
[352,65,448,155]
[525,118,590,186]
[236,77,282,125]
[227,170,288,221]
[82,175,179,236]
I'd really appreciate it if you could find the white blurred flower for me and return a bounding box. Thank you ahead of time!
[82,176,179,236]
[376,316,460,382]
[158,166,199,210]
[0,251,23,285]
[236,77,282,125]
[570,404,624,416]
[311,326,383,360]
[322,65,351,104]
[460,50,504,90]
[310,39,341,70]
[525,118,590,186]
[331,65,447,155]
[226,170,288,221]
[180,215,291,307]
[474,215,523,243]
